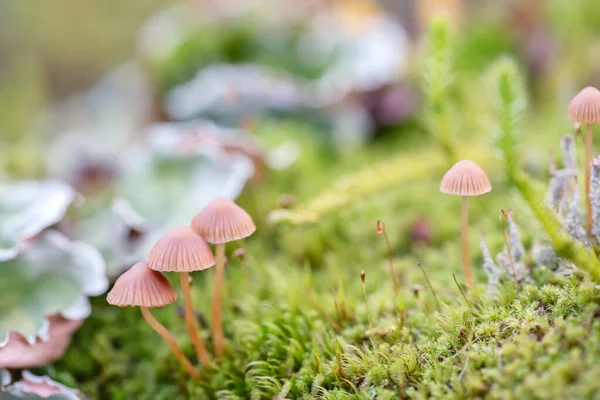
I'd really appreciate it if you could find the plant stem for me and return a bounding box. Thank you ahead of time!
[180,272,211,366]
[378,221,400,294]
[452,273,470,306]
[586,123,593,232]
[360,271,372,329]
[461,196,473,287]
[212,243,226,357]
[417,262,441,313]
[140,307,201,379]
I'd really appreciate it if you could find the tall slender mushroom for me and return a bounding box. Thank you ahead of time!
[107,262,201,379]
[191,197,256,357]
[440,160,491,288]
[147,225,215,367]
[568,86,600,231]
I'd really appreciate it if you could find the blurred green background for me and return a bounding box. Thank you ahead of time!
[0,0,171,177]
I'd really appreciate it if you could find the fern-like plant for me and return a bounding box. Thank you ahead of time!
[420,15,457,160]
[488,57,600,282]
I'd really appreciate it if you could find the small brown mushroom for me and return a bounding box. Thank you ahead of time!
[568,86,600,231]
[107,262,200,378]
[191,197,255,356]
[148,225,215,366]
[440,160,491,287]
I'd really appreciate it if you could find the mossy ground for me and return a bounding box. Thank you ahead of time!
[37,117,600,399]
[5,5,600,398]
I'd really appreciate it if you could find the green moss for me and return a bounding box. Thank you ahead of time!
[34,14,600,400]
[48,124,600,398]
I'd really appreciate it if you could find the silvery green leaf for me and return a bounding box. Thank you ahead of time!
[0,231,107,343]
[165,63,308,121]
[0,315,83,369]
[313,14,408,101]
[22,231,108,297]
[0,181,76,261]
[43,64,150,188]
[81,125,254,275]
[60,296,91,321]
[74,199,147,277]
[70,121,256,276]
[0,370,83,399]
[120,129,254,228]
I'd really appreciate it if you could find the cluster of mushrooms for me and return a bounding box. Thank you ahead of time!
[105,87,600,378]
[107,197,255,378]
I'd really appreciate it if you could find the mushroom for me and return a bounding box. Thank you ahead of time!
[191,197,256,357]
[147,225,215,367]
[440,160,491,287]
[107,262,200,378]
[568,86,600,231]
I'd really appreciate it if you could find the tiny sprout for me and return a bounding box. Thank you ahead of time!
[412,285,422,299]
[360,271,372,329]
[417,262,441,313]
[376,220,399,294]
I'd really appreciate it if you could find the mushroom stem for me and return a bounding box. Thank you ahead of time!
[140,307,201,379]
[212,243,226,357]
[180,272,211,366]
[586,123,594,231]
[461,196,473,287]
